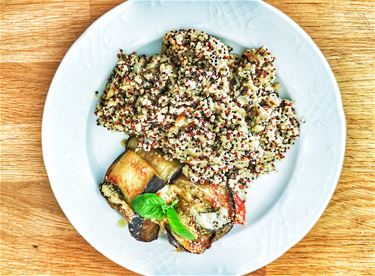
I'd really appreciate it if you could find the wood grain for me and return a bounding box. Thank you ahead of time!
[1,0,374,275]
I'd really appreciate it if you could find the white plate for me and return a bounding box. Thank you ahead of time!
[42,0,346,274]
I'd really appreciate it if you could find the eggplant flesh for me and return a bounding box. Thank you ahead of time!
[99,182,133,222]
[104,149,166,202]
[99,182,160,242]
[126,137,182,183]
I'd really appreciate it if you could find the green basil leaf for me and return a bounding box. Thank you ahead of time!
[131,193,166,220]
[167,208,196,240]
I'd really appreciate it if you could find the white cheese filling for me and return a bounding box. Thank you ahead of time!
[196,208,230,230]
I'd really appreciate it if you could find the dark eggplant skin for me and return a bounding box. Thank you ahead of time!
[225,183,236,221]
[169,169,182,184]
[99,182,161,242]
[143,175,166,193]
[129,215,160,242]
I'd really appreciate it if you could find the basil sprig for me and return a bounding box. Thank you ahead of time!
[131,193,166,220]
[131,193,196,240]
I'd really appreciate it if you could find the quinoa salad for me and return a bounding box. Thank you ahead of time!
[96,29,300,224]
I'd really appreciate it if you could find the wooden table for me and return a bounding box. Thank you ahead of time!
[1,1,374,275]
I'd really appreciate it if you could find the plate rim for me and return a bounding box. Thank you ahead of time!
[42,0,346,274]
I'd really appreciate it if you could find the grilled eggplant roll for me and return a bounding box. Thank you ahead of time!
[100,145,235,250]
[100,150,166,242]
[127,137,182,183]
[99,182,160,242]
[158,176,235,254]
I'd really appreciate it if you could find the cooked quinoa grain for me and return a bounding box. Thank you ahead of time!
[96,29,300,220]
